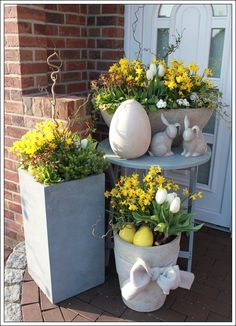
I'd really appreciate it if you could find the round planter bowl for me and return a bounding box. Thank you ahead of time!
[100,107,213,147]
[114,233,181,312]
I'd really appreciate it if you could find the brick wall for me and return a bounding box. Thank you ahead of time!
[4,3,125,247]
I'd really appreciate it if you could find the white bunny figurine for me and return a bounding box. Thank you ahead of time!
[181,115,207,157]
[149,113,180,156]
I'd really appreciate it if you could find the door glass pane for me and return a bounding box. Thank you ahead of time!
[197,144,213,185]
[212,5,227,16]
[208,28,225,78]
[203,111,216,134]
[156,28,169,60]
[158,5,174,17]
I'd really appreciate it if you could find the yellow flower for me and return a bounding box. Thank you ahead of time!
[66,138,73,145]
[204,68,213,77]
[188,63,199,72]
[183,188,189,196]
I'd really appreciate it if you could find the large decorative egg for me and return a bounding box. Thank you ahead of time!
[109,99,151,159]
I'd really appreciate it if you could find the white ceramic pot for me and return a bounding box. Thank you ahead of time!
[114,233,181,312]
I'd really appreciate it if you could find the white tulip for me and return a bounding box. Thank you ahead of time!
[146,69,154,81]
[155,189,167,205]
[149,63,157,75]
[166,192,177,205]
[170,197,181,214]
[81,138,88,149]
[157,64,165,77]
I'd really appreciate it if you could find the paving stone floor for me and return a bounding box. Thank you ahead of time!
[5,226,232,323]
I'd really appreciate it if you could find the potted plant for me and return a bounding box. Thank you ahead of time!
[91,57,225,145]
[105,166,203,312]
[9,49,110,304]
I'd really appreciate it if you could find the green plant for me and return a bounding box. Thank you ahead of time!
[105,166,203,245]
[10,50,109,185]
[10,120,109,185]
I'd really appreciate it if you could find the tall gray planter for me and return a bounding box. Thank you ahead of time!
[19,169,105,304]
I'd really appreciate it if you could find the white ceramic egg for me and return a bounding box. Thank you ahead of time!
[109,99,151,159]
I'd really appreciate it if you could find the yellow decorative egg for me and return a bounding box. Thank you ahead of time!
[133,225,154,247]
[119,224,136,243]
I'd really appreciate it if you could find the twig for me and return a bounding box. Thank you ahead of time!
[132,5,144,60]
[47,50,63,124]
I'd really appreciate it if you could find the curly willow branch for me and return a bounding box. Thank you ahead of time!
[132,5,144,60]
[47,50,63,124]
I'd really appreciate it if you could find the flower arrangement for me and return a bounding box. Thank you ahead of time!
[91,57,222,114]
[10,120,109,185]
[105,166,203,246]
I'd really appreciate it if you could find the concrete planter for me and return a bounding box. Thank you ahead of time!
[101,107,213,146]
[19,169,105,304]
[114,233,181,312]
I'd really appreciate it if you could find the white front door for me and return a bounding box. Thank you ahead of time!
[124,4,232,229]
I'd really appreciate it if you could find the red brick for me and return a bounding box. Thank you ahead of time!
[22,303,43,322]
[67,82,86,93]
[12,193,21,204]
[5,76,21,89]
[4,191,13,200]
[10,89,24,101]
[5,49,20,61]
[88,5,101,14]
[42,308,64,322]
[61,50,81,60]
[89,50,100,60]
[6,126,28,138]
[5,219,22,233]
[5,63,21,75]
[4,209,15,220]
[97,61,114,71]
[97,39,123,49]
[35,50,47,61]
[80,4,87,14]
[4,114,12,125]
[15,213,23,224]
[5,101,24,114]
[21,63,47,75]
[66,14,86,25]
[102,4,124,14]
[5,170,19,183]
[66,61,86,71]
[17,6,45,21]
[5,181,18,192]
[21,281,39,305]
[47,38,66,48]
[88,28,100,37]
[11,115,24,127]
[72,314,91,322]
[8,201,22,214]
[19,35,47,48]
[102,27,124,38]
[46,11,64,24]
[17,233,25,241]
[5,137,16,148]
[5,228,17,240]
[22,76,34,89]
[87,39,95,48]
[4,5,18,19]
[59,26,81,37]
[5,21,32,34]
[5,35,20,48]
[102,50,124,60]
[66,39,86,48]
[58,4,80,12]
[20,50,34,62]
[5,159,18,171]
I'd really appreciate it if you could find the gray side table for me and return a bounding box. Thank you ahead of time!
[99,138,211,272]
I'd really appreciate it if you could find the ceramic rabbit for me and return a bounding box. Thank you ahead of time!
[181,115,207,157]
[149,114,180,156]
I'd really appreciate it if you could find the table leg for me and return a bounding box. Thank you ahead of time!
[187,166,198,272]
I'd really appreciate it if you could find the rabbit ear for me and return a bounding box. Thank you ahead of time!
[192,125,200,135]
[184,115,190,129]
[161,113,169,126]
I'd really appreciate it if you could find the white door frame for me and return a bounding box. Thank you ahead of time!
[124,4,232,230]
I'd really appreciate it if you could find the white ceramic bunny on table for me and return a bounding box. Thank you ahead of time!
[181,115,208,157]
[149,113,180,157]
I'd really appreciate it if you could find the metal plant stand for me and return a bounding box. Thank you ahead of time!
[99,138,211,272]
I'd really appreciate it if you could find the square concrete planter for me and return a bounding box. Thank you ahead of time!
[19,169,105,304]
